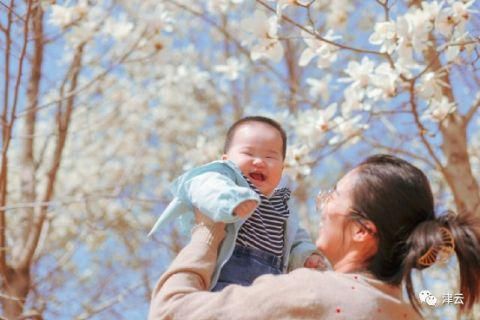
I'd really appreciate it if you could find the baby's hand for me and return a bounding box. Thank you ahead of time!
[233,200,258,218]
[304,253,329,270]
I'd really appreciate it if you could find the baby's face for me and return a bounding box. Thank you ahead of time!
[223,121,284,197]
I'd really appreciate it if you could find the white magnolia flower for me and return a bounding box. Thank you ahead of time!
[435,1,475,37]
[451,0,475,25]
[140,3,174,33]
[435,9,455,37]
[49,5,75,27]
[213,57,245,80]
[207,0,244,14]
[49,2,87,28]
[315,103,337,132]
[306,75,331,102]
[423,97,457,123]
[285,144,313,177]
[395,16,414,62]
[296,104,338,138]
[417,71,449,100]
[326,0,353,29]
[341,97,371,116]
[368,63,399,100]
[421,1,443,21]
[103,18,133,41]
[329,115,368,145]
[291,105,337,149]
[274,0,311,17]
[241,10,284,62]
[339,56,375,90]
[369,21,397,54]
[298,29,340,69]
[341,86,369,116]
[403,10,432,53]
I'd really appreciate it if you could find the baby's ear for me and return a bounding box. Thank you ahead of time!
[221,154,228,160]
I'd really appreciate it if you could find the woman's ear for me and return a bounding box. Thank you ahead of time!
[352,220,377,242]
[351,221,378,256]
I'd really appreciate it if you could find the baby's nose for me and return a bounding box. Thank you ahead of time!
[252,157,265,166]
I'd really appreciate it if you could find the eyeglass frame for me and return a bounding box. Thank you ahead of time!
[316,188,377,236]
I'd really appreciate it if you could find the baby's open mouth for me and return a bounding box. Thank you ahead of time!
[249,172,266,181]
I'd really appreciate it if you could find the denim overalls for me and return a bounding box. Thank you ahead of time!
[212,245,283,291]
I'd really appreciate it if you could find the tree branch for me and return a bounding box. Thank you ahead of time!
[464,95,480,125]
[256,0,384,56]
[6,0,33,270]
[0,0,15,277]
[164,0,308,102]
[17,0,43,267]
[408,80,445,173]
[18,42,85,269]
[15,28,148,119]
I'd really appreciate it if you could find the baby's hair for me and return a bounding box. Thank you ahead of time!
[223,116,287,159]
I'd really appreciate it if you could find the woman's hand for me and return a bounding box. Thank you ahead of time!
[194,207,224,228]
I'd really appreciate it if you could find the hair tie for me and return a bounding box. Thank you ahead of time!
[417,227,455,267]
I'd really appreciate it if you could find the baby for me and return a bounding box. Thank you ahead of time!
[149,116,329,291]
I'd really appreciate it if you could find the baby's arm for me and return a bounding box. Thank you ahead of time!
[304,252,330,270]
[233,200,258,218]
[184,171,259,223]
[288,226,331,271]
[288,226,317,270]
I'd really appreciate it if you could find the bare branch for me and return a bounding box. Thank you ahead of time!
[164,0,310,103]
[362,136,436,169]
[18,41,86,269]
[0,0,15,277]
[76,283,142,320]
[0,193,165,212]
[465,95,480,125]
[15,29,149,118]
[4,0,33,273]
[375,0,391,21]
[0,0,26,22]
[408,80,446,173]
[256,0,384,56]
[18,0,44,268]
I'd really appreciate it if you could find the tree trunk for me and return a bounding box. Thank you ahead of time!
[1,2,44,318]
[3,266,30,318]
[422,31,480,218]
[440,114,480,217]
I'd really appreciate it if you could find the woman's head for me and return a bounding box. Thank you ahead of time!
[315,167,379,271]
[352,154,435,284]
[316,154,480,313]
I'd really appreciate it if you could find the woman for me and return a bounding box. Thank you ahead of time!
[149,154,480,319]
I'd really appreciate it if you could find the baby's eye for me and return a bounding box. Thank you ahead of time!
[266,155,280,160]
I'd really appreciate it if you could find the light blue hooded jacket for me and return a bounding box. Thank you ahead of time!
[149,160,317,288]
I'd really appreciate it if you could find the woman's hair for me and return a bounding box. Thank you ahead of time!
[351,154,480,314]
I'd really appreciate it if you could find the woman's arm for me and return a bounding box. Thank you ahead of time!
[148,222,225,319]
[148,220,318,320]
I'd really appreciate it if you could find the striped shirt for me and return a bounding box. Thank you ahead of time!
[236,177,291,257]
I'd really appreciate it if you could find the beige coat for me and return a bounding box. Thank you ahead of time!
[148,224,421,320]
